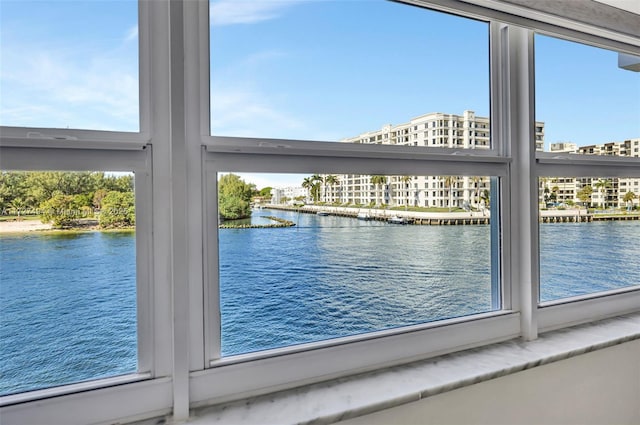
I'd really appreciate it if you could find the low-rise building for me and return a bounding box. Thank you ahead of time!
[271,186,307,205]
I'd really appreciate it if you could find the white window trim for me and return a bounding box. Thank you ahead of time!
[0,0,638,423]
[191,312,521,407]
[0,146,158,416]
[0,0,152,147]
[197,5,516,405]
[0,0,175,423]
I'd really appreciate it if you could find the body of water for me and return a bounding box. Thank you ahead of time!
[0,232,136,396]
[1,211,638,395]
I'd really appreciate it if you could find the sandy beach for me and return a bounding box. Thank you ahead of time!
[0,220,53,233]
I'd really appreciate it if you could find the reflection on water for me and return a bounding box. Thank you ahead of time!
[219,208,494,356]
[1,214,638,393]
[0,232,137,396]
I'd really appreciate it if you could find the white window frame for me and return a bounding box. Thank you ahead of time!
[0,1,176,423]
[0,0,638,423]
[198,143,516,405]
[535,156,640,332]
[0,146,169,423]
[530,30,640,332]
[0,0,152,146]
[194,5,520,407]
[193,0,640,407]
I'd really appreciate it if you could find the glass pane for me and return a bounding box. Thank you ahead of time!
[217,172,500,356]
[0,1,139,131]
[535,34,640,154]
[539,176,640,302]
[210,1,490,145]
[0,171,137,395]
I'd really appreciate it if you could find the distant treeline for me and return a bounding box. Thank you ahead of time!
[0,171,135,228]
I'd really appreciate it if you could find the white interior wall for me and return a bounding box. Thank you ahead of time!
[339,340,640,425]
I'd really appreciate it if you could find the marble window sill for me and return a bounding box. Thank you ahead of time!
[184,313,640,425]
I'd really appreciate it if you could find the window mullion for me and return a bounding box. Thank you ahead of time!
[508,26,539,341]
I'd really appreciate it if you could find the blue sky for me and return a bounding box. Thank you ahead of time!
[1,1,638,188]
[210,0,490,141]
[0,0,139,131]
[535,34,640,148]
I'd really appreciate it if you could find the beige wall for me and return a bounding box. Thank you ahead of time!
[339,340,640,425]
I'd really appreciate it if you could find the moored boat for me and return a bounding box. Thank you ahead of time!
[388,216,407,224]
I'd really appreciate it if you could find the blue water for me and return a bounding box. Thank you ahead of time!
[219,209,493,356]
[0,232,136,396]
[539,221,640,302]
[1,213,638,395]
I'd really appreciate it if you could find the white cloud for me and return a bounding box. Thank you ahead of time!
[125,25,138,43]
[210,0,298,26]
[0,44,139,131]
[211,87,305,138]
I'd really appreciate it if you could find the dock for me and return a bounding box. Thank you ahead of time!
[266,205,640,226]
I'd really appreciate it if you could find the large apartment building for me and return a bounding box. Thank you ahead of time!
[312,114,638,210]
[544,139,640,208]
[319,110,545,209]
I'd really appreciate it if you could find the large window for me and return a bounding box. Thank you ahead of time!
[1,1,639,424]
[216,172,501,357]
[0,172,137,395]
[535,34,640,305]
[205,2,510,377]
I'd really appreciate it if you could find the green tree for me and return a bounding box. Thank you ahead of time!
[370,175,387,206]
[99,191,135,228]
[577,185,593,207]
[623,191,637,210]
[25,172,97,207]
[9,197,27,219]
[93,188,109,209]
[594,179,612,209]
[324,175,339,203]
[399,176,412,208]
[39,193,82,228]
[443,176,457,212]
[0,172,28,211]
[480,189,490,208]
[302,177,314,202]
[311,174,323,202]
[218,173,253,220]
[471,176,482,209]
[258,187,273,198]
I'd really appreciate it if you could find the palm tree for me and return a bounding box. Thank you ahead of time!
[540,177,549,205]
[311,174,323,203]
[443,176,457,212]
[10,197,26,219]
[324,175,339,204]
[302,177,314,203]
[471,176,482,209]
[480,189,490,209]
[622,191,636,211]
[399,176,412,208]
[594,179,612,209]
[370,175,387,207]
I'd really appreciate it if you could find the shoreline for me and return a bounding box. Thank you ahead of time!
[0,220,134,235]
[0,220,54,234]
